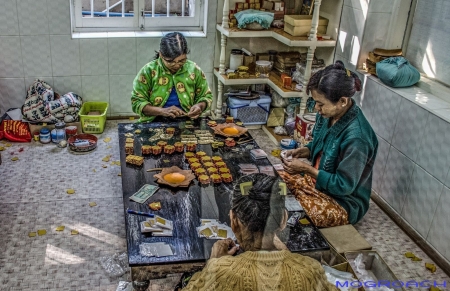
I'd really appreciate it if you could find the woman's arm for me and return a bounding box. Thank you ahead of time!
[142,104,184,118]
[192,69,213,113]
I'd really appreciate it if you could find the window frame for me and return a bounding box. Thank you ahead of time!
[71,0,207,34]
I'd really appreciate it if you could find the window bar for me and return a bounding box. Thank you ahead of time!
[122,0,125,17]
[167,0,170,16]
[106,0,110,17]
[152,0,155,17]
[182,0,185,17]
[90,0,94,17]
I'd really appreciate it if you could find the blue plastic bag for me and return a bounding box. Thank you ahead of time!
[376,56,420,88]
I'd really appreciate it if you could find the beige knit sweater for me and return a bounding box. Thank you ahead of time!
[183,250,338,291]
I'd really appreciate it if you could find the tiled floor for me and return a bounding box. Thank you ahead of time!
[0,120,449,291]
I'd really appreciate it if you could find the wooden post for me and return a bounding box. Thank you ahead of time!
[300,46,316,114]
[308,0,322,41]
[219,34,227,74]
[222,0,229,28]
[216,81,224,118]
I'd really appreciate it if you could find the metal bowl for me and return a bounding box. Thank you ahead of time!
[68,134,98,152]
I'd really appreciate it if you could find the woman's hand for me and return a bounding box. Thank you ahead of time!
[285,147,310,159]
[282,158,318,178]
[187,103,205,119]
[210,238,239,259]
[161,106,185,118]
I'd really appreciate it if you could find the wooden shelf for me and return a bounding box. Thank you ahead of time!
[217,24,336,47]
[214,68,305,98]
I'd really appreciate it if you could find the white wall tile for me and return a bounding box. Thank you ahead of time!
[108,39,137,75]
[370,86,401,143]
[337,6,366,61]
[0,78,26,114]
[81,75,110,103]
[50,35,80,76]
[47,0,71,35]
[401,165,444,239]
[380,146,415,214]
[21,35,52,77]
[80,39,109,76]
[391,98,429,162]
[416,113,450,183]
[207,0,218,33]
[53,76,82,96]
[359,12,391,68]
[189,33,216,74]
[372,134,390,194]
[17,0,49,35]
[0,37,23,78]
[344,0,369,11]
[136,38,161,72]
[427,187,450,261]
[109,75,135,115]
[368,0,393,13]
[359,78,377,123]
[0,0,20,36]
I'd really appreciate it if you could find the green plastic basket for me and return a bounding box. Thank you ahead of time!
[79,101,108,134]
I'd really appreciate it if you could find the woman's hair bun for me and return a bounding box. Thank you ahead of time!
[334,60,345,70]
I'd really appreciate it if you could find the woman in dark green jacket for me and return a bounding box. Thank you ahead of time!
[282,61,378,225]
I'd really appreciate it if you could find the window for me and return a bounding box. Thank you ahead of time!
[71,0,207,33]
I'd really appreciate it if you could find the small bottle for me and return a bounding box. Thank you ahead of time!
[55,122,66,148]
[39,128,51,144]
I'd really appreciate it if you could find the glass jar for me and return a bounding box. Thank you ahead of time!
[55,122,66,147]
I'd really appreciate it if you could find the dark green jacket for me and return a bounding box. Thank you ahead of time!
[305,102,378,224]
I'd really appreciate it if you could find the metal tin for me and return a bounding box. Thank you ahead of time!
[39,128,51,144]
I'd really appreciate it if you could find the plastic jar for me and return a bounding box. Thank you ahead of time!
[55,122,66,147]
[39,128,51,144]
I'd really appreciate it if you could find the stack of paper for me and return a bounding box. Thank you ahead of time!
[250,149,268,160]
[258,165,275,176]
[239,163,259,175]
[139,242,174,257]
[197,219,236,240]
[140,215,173,236]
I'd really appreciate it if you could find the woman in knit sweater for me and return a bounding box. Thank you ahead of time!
[183,174,338,291]
[282,61,378,226]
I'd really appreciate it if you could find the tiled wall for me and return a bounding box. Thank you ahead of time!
[0,0,218,117]
[356,76,450,263]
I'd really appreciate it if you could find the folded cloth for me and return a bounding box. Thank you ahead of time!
[235,9,274,29]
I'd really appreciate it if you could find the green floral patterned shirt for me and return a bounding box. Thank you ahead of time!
[131,58,212,122]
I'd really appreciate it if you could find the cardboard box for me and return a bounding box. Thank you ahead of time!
[319,225,372,255]
[283,15,329,36]
[28,121,83,135]
[301,245,348,270]
[345,251,406,291]
[284,23,327,37]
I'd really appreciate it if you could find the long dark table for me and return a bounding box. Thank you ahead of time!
[118,118,329,284]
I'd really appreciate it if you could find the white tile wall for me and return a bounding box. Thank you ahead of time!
[401,165,443,239]
[380,146,415,213]
[190,33,216,74]
[416,113,450,183]
[337,6,365,61]
[391,98,429,162]
[80,39,109,76]
[0,36,23,78]
[359,12,392,67]
[25,77,53,90]
[369,86,401,143]
[0,0,19,36]
[136,38,161,72]
[81,75,110,103]
[343,0,369,11]
[208,0,219,34]
[108,39,137,75]
[17,0,49,35]
[50,35,81,76]
[359,78,377,123]
[21,35,52,77]
[427,186,450,261]
[372,134,390,194]
[0,78,26,114]
[53,76,82,96]
[47,0,71,35]
[368,0,393,13]
[109,75,135,115]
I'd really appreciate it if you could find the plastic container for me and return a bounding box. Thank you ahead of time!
[78,101,108,134]
[228,95,271,125]
[55,122,66,148]
[39,128,51,144]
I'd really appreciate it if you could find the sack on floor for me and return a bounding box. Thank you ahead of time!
[376,56,420,88]
[0,120,32,142]
[22,79,83,123]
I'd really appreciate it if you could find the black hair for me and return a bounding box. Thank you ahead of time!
[306,60,362,103]
[154,32,190,60]
[231,174,285,234]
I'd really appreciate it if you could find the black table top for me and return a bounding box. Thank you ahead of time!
[118,118,329,267]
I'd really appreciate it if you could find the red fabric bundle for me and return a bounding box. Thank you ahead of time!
[0,120,32,142]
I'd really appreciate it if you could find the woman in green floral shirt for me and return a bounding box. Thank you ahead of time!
[131,32,212,122]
